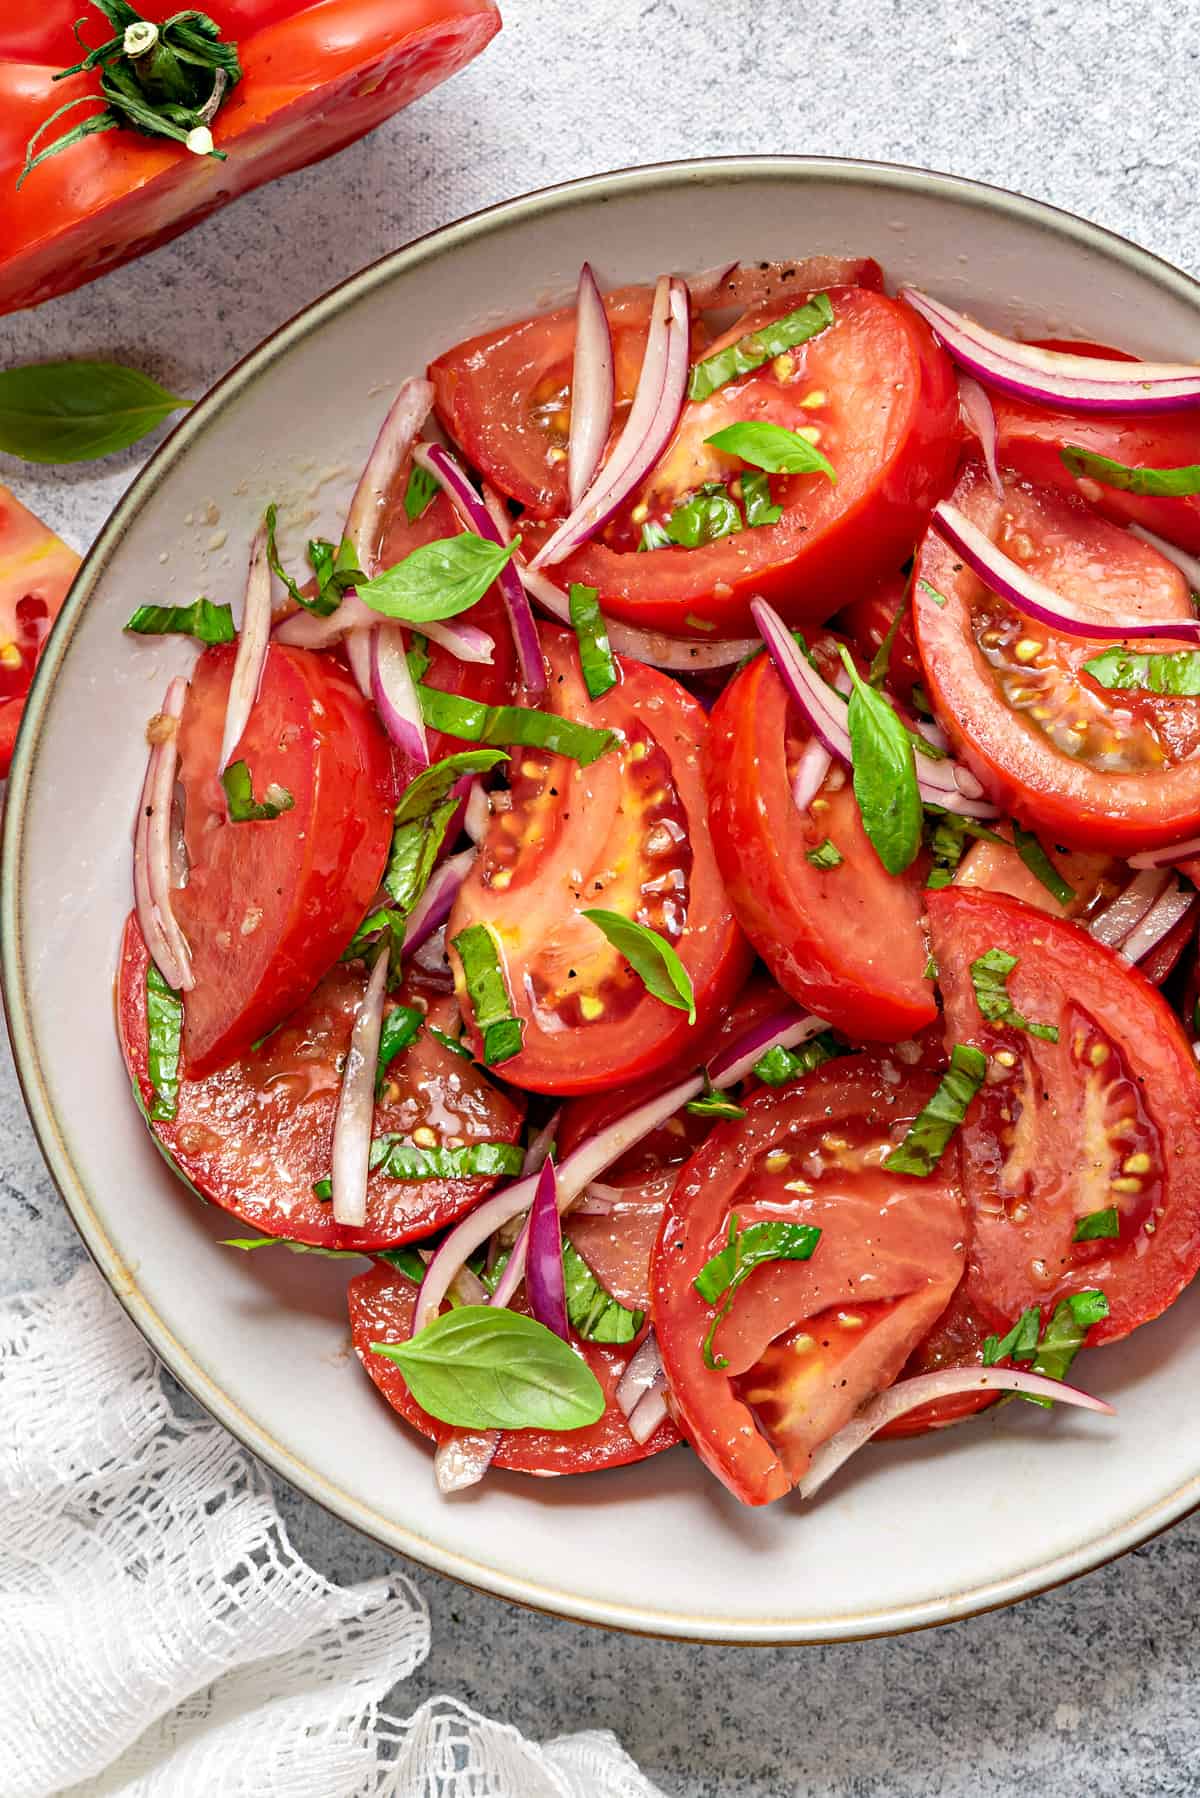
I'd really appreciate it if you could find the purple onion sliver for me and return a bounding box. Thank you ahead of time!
[462,781,491,844]
[344,626,374,698]
[218,521,272,775]
[615,1329,665,1419]
[521,1108,562,1176]
[330,949,390,1227]
[708,1012,829,1090]
[402,847,476,958]
[518,562,757,669]
[1129,524,1200,595]
[957,373,1004,499]
[422,617,495,664]
[526,1158,570,1341]
[1121,881,1195,964]
[133,677,194,992]
[791,736,833,813]
[568,262,615,510]
[371,623,429,765]
[274,589,376,648]
[344,376,435,573]
[626,1384,669,1446]
[1088,869,1169,948]
[1129,835,1200,871]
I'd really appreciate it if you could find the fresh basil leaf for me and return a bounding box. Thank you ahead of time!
[307,535,364,609]
[1073,1206,1121,1242]
[868,604,907,687]
[1083,646,1200,696]
[563,1242,645,1343]
[805,837,843,870]
[1067,1288,1111,1328]
[970,947,1059,1043]
[367,1138,525,1181]
[686,1083,747,1120]
[695,1216,821,1369]
[407,632,431,683]
[882,1044,986,1177]
[417,686,617,767]
[837,646,922,875]
[372,1305,606,1430]
[689,293,834,402]
[916,579,947,608]
[0,360,189,463]
[639,520,673,552]
[394,749,508,826]
[343,907,407,964]
[381,751,502,919]
[752,1031,842,1086]
[357,532,519,624]
[1012,823,1075,905]
[662,483,743,547]
[145,964,182,1123]
[582,909,696,1023]
[125,598,234,643]
[221,760,295,823]
[404,462,439,522]
[740,471,783,527]
[1062,444,1200,497]
[452,923,524,1065]
[923,808,1005,889]
[982,1305,1042,1367]
[706,419,836,484]
[568,583,618,698]
[221,1236,365,1260]
[264,503,337,618]
[376,1005,423,1095]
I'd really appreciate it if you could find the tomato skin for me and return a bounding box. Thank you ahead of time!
[834,570,922,700]
[548,287,961,638]
[117,914,524,1248]
[0,483,78,778]
[913,462,1200,853]
[348,1262,681,1474]
[928,886,1200,1344]
[704,645,937,1041]
[448,626,752,1096]
[173,642,394,1074]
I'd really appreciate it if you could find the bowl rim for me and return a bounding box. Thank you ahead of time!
[7,152,1200,1645]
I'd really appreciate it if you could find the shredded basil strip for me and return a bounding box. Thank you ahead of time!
[695,1216,822,1370]
[1012,823,1075,905]
[568,583,618,698]
[428,1025,474,1061]
[343,907,407,964]
[582,909,696,1023]
[1073,1205,1121,1243]
[404,462,439,522]
[416,685,617,766]
[1083,646,1200,696]
[371,1305,606,1431]
[563,1243,645,1343]
[382,748,507,918]
[924,809,1005,889]
[367,1138,524,1181]
[882,1044,986,1177]
[741,471,783,526]
[221,760,295,822]
[983,1305,1042,1366]
[145,964,183,1123]
[125,597,234,643]
[660,483,743,547]
[806,837,843,870]
[452,923,524,1065]
[407,633,431,684]
[984,1290,1109,1405]
[376,1245,428,1282]
[916,578,947,609]
[1062,444,1200,497]
[686,1083,746,1120]
[356,532,519,624]
[639,520,673,552]
[264,503,356,618]
[752,1031,842,1086]
[970,946,1059,1043]
[376,1005,423,1094]
[837,645,922,875]
[706,419,836,485]
[221,1236,366,1260]
[868,603,907,687]
[689,293,834,402]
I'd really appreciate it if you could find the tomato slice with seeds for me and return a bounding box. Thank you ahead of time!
[540,286,959,638]
[0,483,79,779]
[651,1055,965,1505]
[447,626,752,1095]
[117,914,524,1250]
[914,463,1200,853]
[172,642,395,1074]
[927,886,1200,1343]
[348,1263,680,1474]
[703,637,937,1040]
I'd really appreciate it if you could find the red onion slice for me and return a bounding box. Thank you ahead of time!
[1088,868,1170,947]
[615,1330,665,1420]
[626,1385,669,1446]
[344,628,373,698]
[274,589,376,648]
[902,287,1200,414]
[330,950,389,1227]
[422,618,495,664]
[132,676,194,992]
[1130,835,1200,871]
[434,1431,500,1493]
[1129,524,1200,594]
[344,376,435,571]
[402,847,476,958]
[217,522,272,775]
[790,735,833,813]
[518,562,757,669]
[957,374,1004,499]
[1120,879,1195,964]
[568,262,615,510]
[525,1158,569,1340]
[521,1109,561,1176]
[462,781,491,843]
[933,501,1200,645]
[799,1366,1114,1501]
[708,1009,829,1089]
[371,623,429,766]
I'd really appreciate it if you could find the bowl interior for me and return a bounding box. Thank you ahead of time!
[8,159,1200,1643]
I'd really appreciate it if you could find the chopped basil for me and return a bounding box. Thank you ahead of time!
[924,809,1005,889]
[686,1083,747,1120]
[568,583,618,698]
[688,293,834,402]
[145,964,182,1123]
[882,1044,986,1177]
[1083,646,1200,696]
[265,503,362,618]
[1012,822,1075,905]
[752,1031,841,1086]
[356,532,518,624]
[452,922,524,1064]
[221,1236,365,1260]
[1073,1206,1121,1242]
[404,462,439,522]
[916,578,947,608]
[368,1138,525,1181]
[695,1215,822,1370]
[982,1305,1041,1366]
[221,760,295,822]
[805,837,843,870]
[970,947,1059,1043]
[741,471,783,526]
[984,1289,1109,1404]
[706,419,836,485]
[923,952,938,980]
[343,906,406,965]
[407,632,431,683]
[868,604,907,688]
[639,520,673,552]
[563,1243,645,1343]
[376,1004,423,1094]
[371,1305,606,1430]
[124,597,234,643]
[376,1245,427,1282]
[837,645,922,875]
[1066,1288,1111,1328]
[1061,444,1200,497]
[416,685,617,766]
[383,748,507,917]
[664,482,743,547]
[582,909,696,1023]
[428,1025,474,1060]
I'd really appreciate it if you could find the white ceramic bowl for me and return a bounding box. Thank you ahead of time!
[8,158,1200,1644]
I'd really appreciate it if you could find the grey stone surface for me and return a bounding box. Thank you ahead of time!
[3,1,1199,1791]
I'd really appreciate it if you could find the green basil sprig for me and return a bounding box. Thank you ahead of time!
[983,1290,1110,1404]
[265,505,363,618]
[582,910,696,1023]
[357,533,518,624]
[372,1305,606,1430]
[752,1031,841,1086]
[0,361,190,464]
[125,598,234,643]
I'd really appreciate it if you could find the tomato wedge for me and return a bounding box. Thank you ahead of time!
[349,1263,680,1474]
[913,463,1200,853]
[173,642,394,1073]
[0,483,78,778]
[928,886,1200,1343]
[447,626,751,1094]
[117,914,524,1249]
[834,569,922,701]
[651,1055,965,1505]
[544,286,959,637]
[704,638,937,1040]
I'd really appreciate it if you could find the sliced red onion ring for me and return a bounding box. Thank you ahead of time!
[1120,879,1195,964]
[344,376,435,571]
[526,1159,569,1340]
[371,623,429,766]
[791,730,833,813]
[1129,835,1200,871]
[799,1366,1114,1501]
[413,443,545,693]
[402,847,476,958]
[902,287,1200,414]
[568,262,615,511]
[707,1009,828,1089]
[330,949,390,1227]
[1088,868,1170,947]
[626,1386,669,1446]
[518,561,757,670]
[957,374,1004,499]
[1129,524,1200,594]
[217,522,272,775]
[344,628,373,698]
[615,1329,664,1420]
[531,275,690,570]
[423,618,495,664]
[462,781,491,843]
[274,588,376,648]
[133,676,194,992]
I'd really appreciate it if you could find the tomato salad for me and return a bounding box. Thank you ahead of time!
[117,259,1200,1507]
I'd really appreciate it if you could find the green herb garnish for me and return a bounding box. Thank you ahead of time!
[568,583,618,698]
[124,597,234,643]
[145,964,182,1122]
[868,604,907,688]
[265,503,362,618]
[923,809,1005,889]
[1072,1206,1121,1243]
[695,1216,822,1369]
[367,1138,524,1181]
[1083,646,1200,696]
[706,419,836,484]
[984,1290,1109,1404]
[404,463,439,522]
[371,1305,606,1430]
[563,1243,645,1343]
[1012,823,1075,905]
[0,360,190,464]
[837,645,922,875]
[1061,444,1200,497]
[376,1005,423,1095]
[741,471,783,526]
[452,923,524,1065]
[382,748,507,917]
[688,293,834,402]
[357,532,518,624]
[221,760,295,822]
[970,947,1059,1043]
[417,686,616,766]
[916,579,947,608]
[752,1031,841,1086]
[582,910,696,1023]
[805,837,843,870]
[882,1044,986,1177]
[686,1084,747,1121]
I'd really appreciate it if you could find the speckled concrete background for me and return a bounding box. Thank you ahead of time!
[4,2,1200,1792]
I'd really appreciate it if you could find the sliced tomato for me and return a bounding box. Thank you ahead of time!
[541,286,959,637]
[117,914,524,1249]
[928,885,1200,1343]
[704,638,937,1040]
[0,483,78,779]
[447,626,751,1095]
[173,642,394,1073]
[874,1284,999,1438]
[834,569,922,700]
[914,463,1200,853]
[712,256,884,309]
[651,1055,965,1505]
[348,1262,680,1474]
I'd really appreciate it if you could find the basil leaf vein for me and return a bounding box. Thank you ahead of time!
[357,532,518,624]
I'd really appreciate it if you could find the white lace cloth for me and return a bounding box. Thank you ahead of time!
[0,1265,667,1798]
